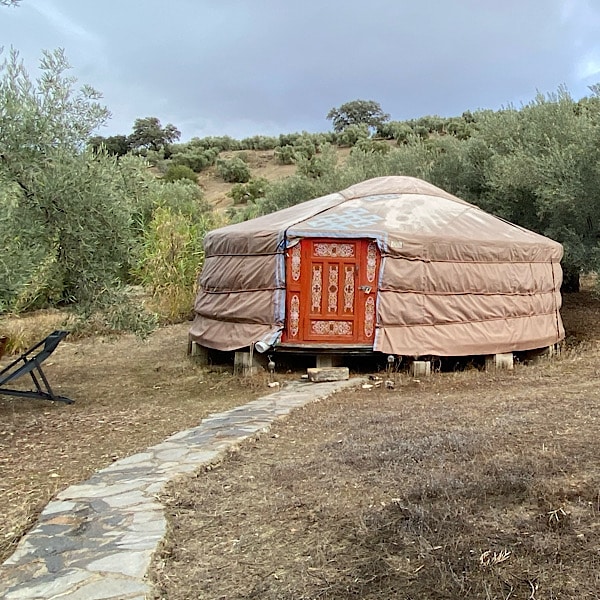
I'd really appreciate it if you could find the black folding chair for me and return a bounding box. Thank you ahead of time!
[0,330,73,404]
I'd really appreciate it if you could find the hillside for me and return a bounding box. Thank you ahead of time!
[196,146,353,210]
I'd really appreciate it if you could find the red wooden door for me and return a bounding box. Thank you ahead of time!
[283,239,380,345]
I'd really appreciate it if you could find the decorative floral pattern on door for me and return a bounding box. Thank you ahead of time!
[314,243,355,258]
[311,321,353,336]
[343,266,354,313]
[366,241,377,283]
[364,296,375,338]
[311,265,322,312]
[291,244,301,281]
[327,265,339,312]
[289,294,300,338]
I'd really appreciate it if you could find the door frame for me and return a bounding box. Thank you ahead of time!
[282,237,380,346]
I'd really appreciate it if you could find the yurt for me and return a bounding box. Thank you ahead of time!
[190,176,564,357]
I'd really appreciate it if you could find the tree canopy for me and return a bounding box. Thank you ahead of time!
[0,48,132,310]
[128,116,181,151]
[326,99,390,133]
[0,48,218,327]
[88,134,130,157]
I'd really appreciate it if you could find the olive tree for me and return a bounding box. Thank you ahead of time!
[0,48,138,310]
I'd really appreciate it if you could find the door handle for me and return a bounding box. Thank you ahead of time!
[359,285,372,294]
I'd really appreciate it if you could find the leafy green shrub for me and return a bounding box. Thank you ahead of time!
[216,157,251,183]
[238,176,324,219]
[294,143,338,178]
[170,147,218,172]
[394,123,418,145]
[70,290,158,338]
[136,206,217,323]
[274,145,295,165]
[133,179,210,238]
[279,132,301,146]
[375,121,398,139]
[352,138,391,155]
[228,177,270,204]
[307,132,332,146]
[240,135,278,150]
[446,117,474,140]
[163,164,198,183]
[206,136,241,152]
[275,135,330,165]
[293,136,318,160]
[376,121,415,144]
[338,123,370,147]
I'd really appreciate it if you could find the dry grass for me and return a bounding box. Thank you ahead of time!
[1,285,598,600]
[0,322,269,563]
[0,309,71,355]
[149,290,600,600]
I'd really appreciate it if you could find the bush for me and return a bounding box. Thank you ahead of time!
[190,136,241,152]
[295,143,338,178]
[134,179,210,235]
[293,136,318,160]
[216,157,251,183]
[338,123,370,147]
[274,145,296,165]
[163,164,198,183]
[228,177,270,204]
[136,206,217,323]
[240,135,278,150]
[352,138,391,155]
[279,132,302,146]
[170,147,218,172]
[70,291,158,338]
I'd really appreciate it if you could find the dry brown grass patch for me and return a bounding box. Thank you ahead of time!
[150,291,600,600]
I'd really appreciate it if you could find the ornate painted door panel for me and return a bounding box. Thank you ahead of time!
[284,239,380,345]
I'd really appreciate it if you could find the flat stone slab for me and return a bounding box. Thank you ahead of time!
[0,377,361,599]
[307,366,350,382]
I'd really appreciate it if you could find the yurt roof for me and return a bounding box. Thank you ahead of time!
[205,176,562,263]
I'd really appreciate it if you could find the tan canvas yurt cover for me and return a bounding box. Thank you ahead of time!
[190,176,564,356]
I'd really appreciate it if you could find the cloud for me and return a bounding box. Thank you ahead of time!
[3,0,600,140]
[25,0,109,76]
[576,53,600,80]
[29,0,100,45]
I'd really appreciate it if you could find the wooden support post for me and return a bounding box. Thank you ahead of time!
[410,361,431,377]
[485,352,514,371]
[188,340,209,365]
[316,354,343,368]
[234,351,261,376]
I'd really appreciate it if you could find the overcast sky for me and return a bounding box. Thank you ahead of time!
[2,0,600,141]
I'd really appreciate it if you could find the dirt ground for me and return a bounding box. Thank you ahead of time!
[0,322,270,563]
[149,290,600,600]
[1,288,598,599]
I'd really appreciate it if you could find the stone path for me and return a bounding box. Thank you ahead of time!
[0,378,359,600]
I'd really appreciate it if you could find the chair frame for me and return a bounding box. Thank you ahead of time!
[0,330,73,404]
